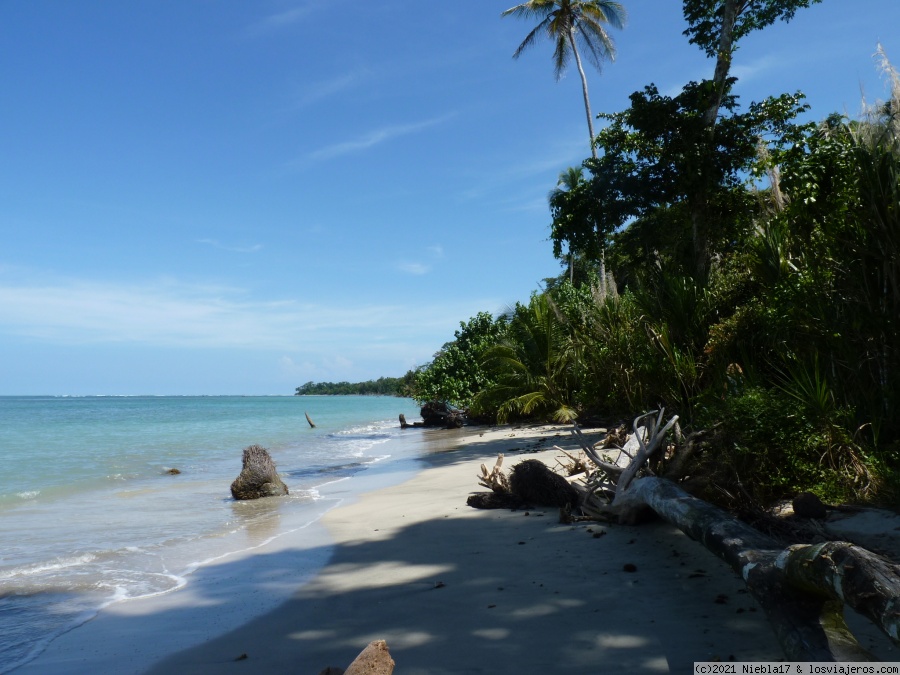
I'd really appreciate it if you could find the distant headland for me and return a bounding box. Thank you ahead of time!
[294,375,414,397]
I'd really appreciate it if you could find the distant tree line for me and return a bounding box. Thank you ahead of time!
[295,373,415,397]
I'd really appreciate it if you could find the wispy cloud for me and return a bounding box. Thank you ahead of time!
[294,71,367,108]
[300,113,456,164]
[398,262,430,275]
[0,277,495,352]
[279,354,354,379]
[497,195,552,214]
[731,55,782,84]
[460,136,586,203]
[396,245,445,276]
[197,239,263,254]
[247,4,316,37]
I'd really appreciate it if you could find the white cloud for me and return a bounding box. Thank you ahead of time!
[247,4,316,37]
[498,195,552,214]
[397,246,446,275]
[398,262,429,275]
[0,277,496,352]
[294,71,366,108]
[300,114,456,164]
[197,238,263,253]
[281,354,355,380]
[280,354,353,377]
[731,55,782,83]
[459,136,586,201]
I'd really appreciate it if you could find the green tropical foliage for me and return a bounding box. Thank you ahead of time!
[295,373,416,397]
[472,293,578,422]
[553,82,809,278]
[412,312,508,408]
[405,2,899,507]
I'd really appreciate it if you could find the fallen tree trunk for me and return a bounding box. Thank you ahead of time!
[618,476,891,660]
[571,412,900,662]
[778,541,900,644]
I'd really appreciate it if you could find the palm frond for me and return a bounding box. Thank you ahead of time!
[552,30,570,79]
[575,18,616,70]
[580,1,626,30]
[511,17,554,59]
[501,0,557,20]
[475,292,579,423]
[503,0,624,78]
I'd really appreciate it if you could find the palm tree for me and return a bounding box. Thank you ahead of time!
[502,0,626,159]
[472,293,579,423]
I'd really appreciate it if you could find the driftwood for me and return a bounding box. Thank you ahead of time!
[305,411,316,428]
[468,456,579,510]
[509,459,580,510]
[478,454,509,492]
[467,454,521,508]
[399,413,424,429]
[570,411,900,662]
[230,445,289,500]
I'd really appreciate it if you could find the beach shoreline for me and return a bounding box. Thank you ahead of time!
[23,419,900,673]
[34,420,900,672]
[7,411,429,675]
[138,422,787,675]
[9,418,900,673]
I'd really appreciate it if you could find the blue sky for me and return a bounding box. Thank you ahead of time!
[1,1,898,395]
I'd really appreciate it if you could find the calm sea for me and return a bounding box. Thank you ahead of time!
[0,395,424,673]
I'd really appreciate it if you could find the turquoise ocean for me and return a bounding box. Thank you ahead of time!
[0,395,425,673]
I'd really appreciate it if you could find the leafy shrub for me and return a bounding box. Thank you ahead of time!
[694,387,880,506]
[413,312,508,408]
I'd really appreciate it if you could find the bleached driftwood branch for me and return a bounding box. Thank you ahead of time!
[478,453,509,493]
[571,412,900,662]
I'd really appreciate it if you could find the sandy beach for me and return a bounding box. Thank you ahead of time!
[137,423,788,674]
[34,421,900,673]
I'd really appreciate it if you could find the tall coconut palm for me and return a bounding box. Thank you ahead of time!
[502,0,626,159]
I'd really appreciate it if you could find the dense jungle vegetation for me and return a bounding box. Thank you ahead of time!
[412,1,900,507]
[295,374,415,397]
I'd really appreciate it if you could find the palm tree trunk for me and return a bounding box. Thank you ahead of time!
[568,30,597,159]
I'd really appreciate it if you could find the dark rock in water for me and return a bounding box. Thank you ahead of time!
[164,468,181,475]
[509,459,580,509]
[318,668,344,675]
[793,491,828,519]
[230,445,289,500]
